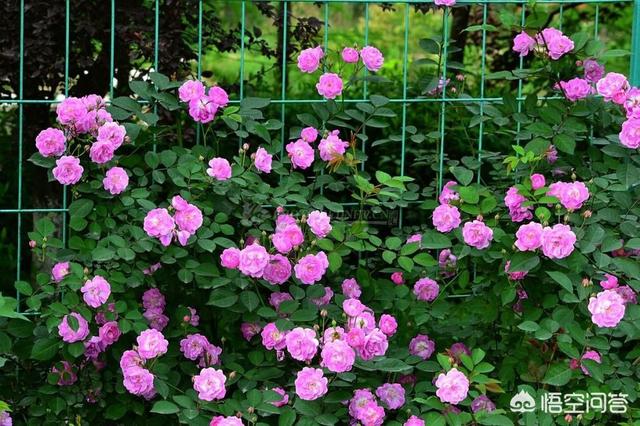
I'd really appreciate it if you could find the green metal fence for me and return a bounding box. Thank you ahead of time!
[3,0,640,312]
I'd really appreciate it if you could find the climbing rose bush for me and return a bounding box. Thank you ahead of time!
[1,23,640,426]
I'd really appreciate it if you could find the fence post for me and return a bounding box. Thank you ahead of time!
[632,0,640,85]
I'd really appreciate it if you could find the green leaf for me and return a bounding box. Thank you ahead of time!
[546,271,573,293]
[92,247,115,262]
[398,256,414,272]
[241,97,270,109]
[31,338,60,361]
[508,253,539,272]
[517,321,539,332]
[149,72,171,90]
[111,96,141,113]
[69,199,94,218]
[421,230,451,249]
[15,281,32,296]
[240,291,260,312]
[150,401,180,415]
[542,364,572,386]
[451,167,473,186]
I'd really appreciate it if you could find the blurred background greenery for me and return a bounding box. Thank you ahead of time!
[0,0,634,284]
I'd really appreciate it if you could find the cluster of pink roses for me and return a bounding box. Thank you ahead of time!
[596,72,640,149]
[178,79,229,124]
[347,384,405,425]
[221,210,331,286]
[143,195,203,247]
[120,329,168,399]
[179,334,222,368]
[142,288,169,331]
[504,186,533,222]
[515,222,576,259]
[35,95,130,194]
[512,27,574,60]
[285,127,349,170]
[297,45,384,99]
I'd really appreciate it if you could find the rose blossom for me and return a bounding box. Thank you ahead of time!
[207,157,232,181]
[504,187,533,222]
[435,368,469,404]
[515,222,544,251]
[188,96,218,123]
[207,86,229,108]
[530,173,546,190]
[579,350,602,375]
[583,59,605,83]
[541,224,576,259]
[318,130,349,162]
[123,366,155,396]
[98,321,121,346]
[342,278,361,298]
[615,286,637,305]
[261,322,287,350]
[143,208,175,246]
[378,314,398,336]
[435,0,456,6]
[596,72,630,104]
[536,28,574,60]
[505,260,527,281]
[52,155,84,185]
[300,126,318,143]
[376,383,405,410]
[512,31,536,56]
[143,309,169,331]
[285,327,319,362]
[600,273,619,290]
[548,181,590,210]
[297,46,323,73]
[391,272,404,285]
[97,122,126,149]
[262,254,292,285]
[269,387,289,408]
[136,329,169,360]
[51,361,77,386]
[358,328,389,361]
[58,312,89,343]
[51,261,70,282]
[269,292,293,311]
[471,395,496,413]
[193,368,227,401]
[559,78,593,102]
[619,118,640,149]
[360,46,384,72]
[462,220,493,249]
[81,276,111,308]
[35,127,66,157]
[409,334,435,360]
[307,210,332,238]
[220,247,241,269]
[294,251,329,285]
[404,416,426,426]
[432,204,461,233]
[241,322,261,341]
[349,388,376,419]
[254,147,272,173]
[320,339,355,373]
[142,288,166,311]
[56,97,87,125]
[439,180,459,205]
[588,290,626,328]
[103,166,129,195]
[286,139,315,169]
[89,140,115,164]
[343,298,366,317]
[624,87,640,118]
[238,243,269,278]
[210,416,243,426]
[342,47,359,63]
[180,334,209,360]
[311,286,333,306]
[178,80,205,102]
[413,277,439,302]
[323,326,345,344]
[316,73,343,99]
[294,367,327,401]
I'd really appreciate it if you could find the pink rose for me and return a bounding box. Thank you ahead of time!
[596,72,630,104]
[261,322,287,350]
[588,290,626,328]
[530,173,545,190]
[188,96,218,123]
[378,314,398,336]
[270,387,289,407]
[600,273,619,290]
[122,366,155,396]
[210,416,243,426]
[432,204,461,233]
[220,247,240,269]
[103,166,129,195]
[207,157,232,180]
[98,321,121,346]
[548,181,590,210]
[172,196,203,235]
[536,28,574,60]
[316,73,343,99]
[439,180,459,205]
[619,118,640,149]
[262,254,292,285]
[52,155,84,185]
[349,388,376,419]
[512,31,536,57]
[51,261,70,282]
[541,224,576,259]
[269,292,293,311]
[319,130,349,162]
[136,329,169,360]
[376,383,405,410]
[413,277,439,302]
[515,222,544,251]
[58,312,89,343]
[286,139,315,169]
[390,272,404,285]
[404,416,426,426]
[142,288,166,311]
[238,243,269,278]
[285,327,319,362]
[434,0,456,6]
[360,46,384,72]
[297,46,323,73]
[253,147,272,173]
[409,334,435,360]
[320,339,355,373]
[143,208,175,246]
[193,367,226,401]
[178,80,206,102]
[311,286,333,306]
[343,298,365,317]
[35,128,66,157]
[358,328,389,361]
[579,350,602,375]
[435,368,469,404]
[180,334,209,360]
[583,59,604,83]
[207,86,229,108]
[462,220,493,249]
[81,276,111,308]
[307,210,332,238]
[294,251,329,285]
[89,140,115,164]
[294,367,328,400]
[559,78,593,102]
[341,47,359,63]
[504,187,533,222]
[505,260,527,281]
[97,122,126,149]
[624,87,640,118]
[300,126,318,143]
[56,97,87,125]
[241,322,261,341]
[342,278,361,299]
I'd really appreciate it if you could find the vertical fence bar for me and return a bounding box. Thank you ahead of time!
[398,3,410,228]
[239,1,246,147]
[196,0,203,145]
[279,1,289,165]
[437,8,450,196]
[153,0,159,152]
[62,0,70,245]
[360,2,370,172]
[16,0,25,301]
[515,4,526,147]
[110,1,115,100]
[476,4,488,183]
[631,0,640,85]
